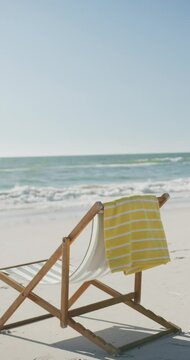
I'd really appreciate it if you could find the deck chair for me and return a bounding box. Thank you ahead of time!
[0,193,180,356]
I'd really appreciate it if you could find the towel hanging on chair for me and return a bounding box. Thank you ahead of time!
[103,195,170,274]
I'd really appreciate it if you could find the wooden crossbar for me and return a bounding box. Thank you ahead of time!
[118,328,178,354]
[69,292,135,317]
[1,314,54,331]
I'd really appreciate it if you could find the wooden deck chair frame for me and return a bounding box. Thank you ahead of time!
[0,193,180,356]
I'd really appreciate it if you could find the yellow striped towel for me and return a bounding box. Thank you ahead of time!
[103,195,170,274]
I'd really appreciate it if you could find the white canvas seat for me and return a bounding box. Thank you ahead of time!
[2,214,110,285]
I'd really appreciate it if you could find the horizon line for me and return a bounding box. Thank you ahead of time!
[0,150,189,159]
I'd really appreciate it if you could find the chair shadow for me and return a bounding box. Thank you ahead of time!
[52,320,190,360]
[2,316,190,360]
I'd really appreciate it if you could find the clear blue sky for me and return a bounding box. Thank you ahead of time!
[0,0,190,157]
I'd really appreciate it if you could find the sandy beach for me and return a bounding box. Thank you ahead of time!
[0,201,190,360]
[1,0,190,357]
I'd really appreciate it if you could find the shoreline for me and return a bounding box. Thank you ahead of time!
[0,193,189,218]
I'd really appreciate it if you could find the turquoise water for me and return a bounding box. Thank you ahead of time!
[0,152,190,212]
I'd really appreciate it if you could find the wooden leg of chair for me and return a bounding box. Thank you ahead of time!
[0,244,62,328]
[60,237,70,328]
[91,280,180,331]
[126,300,181,331]
[134,272,142,303]
[0,273,61,331]
[68,318,120,356]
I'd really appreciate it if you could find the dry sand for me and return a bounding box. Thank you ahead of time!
[0,203,190,359]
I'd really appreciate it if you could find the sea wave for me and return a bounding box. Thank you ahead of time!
[0,167,32,173]
[152,156,183,162]
[92,163,158,168]
[0,156,186,175]
[0,178,190,211]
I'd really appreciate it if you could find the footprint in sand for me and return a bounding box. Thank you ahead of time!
[33,357,54,360]
[1,330,12,334]
[33,358,88,360]
[170,248,190,260]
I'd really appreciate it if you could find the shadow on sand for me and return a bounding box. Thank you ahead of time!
[2,316,190,360]
[52,316,190,359]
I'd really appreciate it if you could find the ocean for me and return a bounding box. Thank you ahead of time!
[0,152,190,216]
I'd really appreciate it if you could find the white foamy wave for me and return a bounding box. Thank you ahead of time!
[0,178,190,212]
[152,156,183,163]
[93,162,157,168]
[0,167,32,173]
[50,162,157,169]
